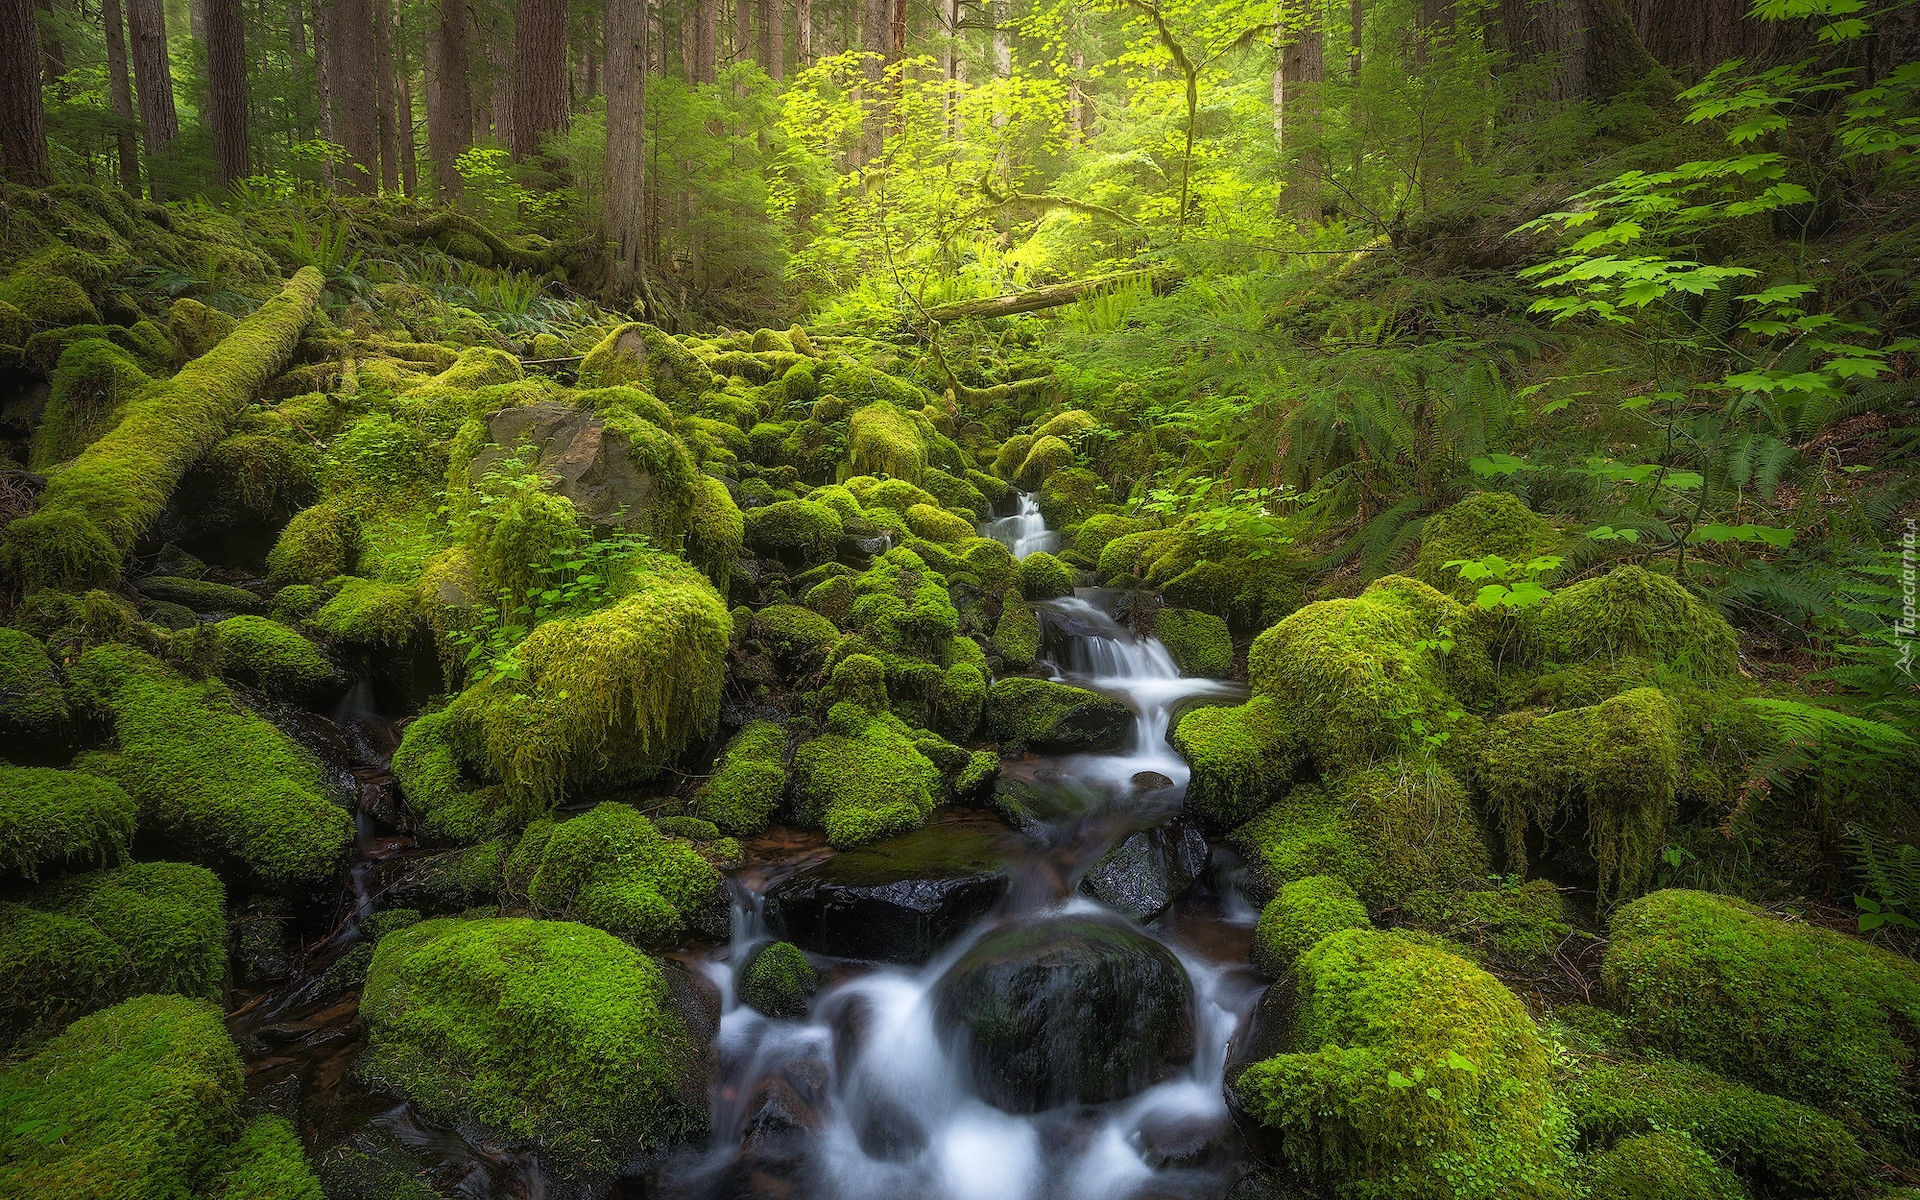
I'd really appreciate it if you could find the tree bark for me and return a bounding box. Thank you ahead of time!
[427,0,469,199]
[1627,0,1798,81]
[289,0,305,55]
[127,0,180,197]
[327,0,380,193]
[396,4,417,192]
[796,0,809,66]
[489,10,513,147]
[1496,0,1663,101]
[375,0,399,189]
[757,0,780,76]
[1276,0,1321,178]
[513,0,567,158]
[606,0,647,296]
[695,0,717,81]
[0,0,49,184]
[208,0,251,188]
[104,0,142,191]
[37,0,65,92]
[313,0,335,187]
[733,0,749,66]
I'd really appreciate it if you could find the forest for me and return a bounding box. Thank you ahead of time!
[1,0,1919,1196]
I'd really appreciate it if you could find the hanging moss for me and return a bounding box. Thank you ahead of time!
[848,400,929,483]
[0,994,247,1200]
[743,498,844,565]
[1170,697,1302,828]
[267,502,361,584]
[693,721,788,834]
[4,268,325,592]
[211,615,337,699]
[1414,492,1555,599]
[449,564,731,807]
[0,627,68,737]
[1477,688,1680,905]
[1013,435,1075,491]
[65,644,352,891]
[1018,551,1075,600]
[0,766,134,881]
[515,803,723,945]
[1154,607,1232,677]
[1532,565,1738,681]
[1234,929,1573,1200]
[31,338,153,470]
[740,941,818,1018]
[992,589,1042,668]
[0,860,226,1044]
[1603,888,1920,1135]
[360,917,708,1181]
[577,322,715,410]
[1252,875,1371,977]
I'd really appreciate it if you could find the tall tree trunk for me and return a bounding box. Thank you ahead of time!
[1497,0,1663,100]
[757,0,779,76]
[127,0,180,197]
[1,0,49,184]
[190,0,208,45]
[396,9,417,192]
[1348,0,1362,79]
[104,0,141,191]
[289,0,305,54]
[695,0,717,81]
[1277,0,1321,213]
[208,0,251,188]
[427,0,469,199]
[606,0,647,296]
[1628,0,1794,81]
[313,0,335,187]
[328,0,379,192]
[733,0,749,66]
[513,0,566,158]
[796,0,809,66]
[375,0,399,189]
[37,0,66,92]
[489,11,513,147]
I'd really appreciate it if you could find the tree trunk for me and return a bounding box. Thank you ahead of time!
[127,0,180,197]
[396,5,417,192]
[0,0,49,184]
[733,0,749,66]
[104,0,141,191]
[313,0,335,187]
[289,0,305,54]
[37,0,65,92]
[513,0,567,158]
[375,0,399,189]
[208,0,251,188]
[328,0,379,193]
[489,11,513,147]
[190,0,208,45]
[1277,0,1321,213]
[922,270,1177,322]
[1068,47,1085,142]
[427,0,469,199]
[757,0,779,76]
[796,0,809,66]
[1348,0,1362,79]
[606,0,647,296]
[1628,0,1797,81]
[1496,0,1663,100]
[695,0,716,82]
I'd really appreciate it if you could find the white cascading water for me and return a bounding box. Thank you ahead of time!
[657,494,1260,1200]
[982,491,1062,559]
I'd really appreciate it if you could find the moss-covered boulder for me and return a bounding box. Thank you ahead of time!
[0,861,225,1046]
[209,1114,325,1200]
[1017,550,1075,600]
[211,615,339,700]
[743,498,844,565]
[310,578,420,646]
[266,502,361,583]
[33,338,153,470]
[848,399,929,483]
[1403,879,1572,969]
[0,765,135,881]
[1170,697,1302,828]
[1583,1132,1743,1200]
[1604,888,1920,1134]
[1532,565,1738,681]
[694,721,787,834]
[360,917,708,1180]
[985,677,1131,752]
[992,589,1042,668]
[1233,929,1572,1199]
[794,694,943,849]
[1154,607,1232,678]
[577,322,715,409]
[752,603,840,662]
[0,627,68,737]
[509,803,723,945]
[937,660,987,740]
[390,708,523,842]
[1252,875,1371,977]
[67,645,352,891]
[845,546,959,659]
[1036,466,1102,528]
[1415,492,1554,598]
[1012,434,1074,491]
[1072,512,1148,561]
[739,941,817,1018]
[904,502,973,544]
[0,245,105,327]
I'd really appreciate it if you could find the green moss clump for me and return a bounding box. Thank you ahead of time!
[33,338,153,470]
[1415,492,1554,598]
[1013,434,1074,491]
[694,721,787,834]
[1036,466,1101,528]
[267,502,361,583]
[390,708,524,840]
[360,917,707,1179]
[310,578,421,646]
[138,574,264,613]
[905,502,974,544]
[849,400,929,483]
[0,766,136,880]
[740,941,818,1018]
[0,994,245,1200]
[984,677,1131,751]
[211,615,336,698]
[1533,565,1738,681]
[1170,697,1301,828]
[66,644,352,890]
[4,268,325,592]
[686,474,744,588]
[753,603,841,661]
[577,322,715,409]
[0,247,103,327]
[0,627,68,736]
[461,484,583,616]
[922,467,989,516]
[169,296,238,358]
[850,475,940,514]
[793,702,942,849]
[1070,513,1145,560]
[992,589,1042,668]
[1253,875,1371,977]
[1477,688,1680,905]
[1604,888,1920,1134]
[1155,607,1232,677]
[846,547,959,659]
[1234,929,1572,1199]
[654,815,721,841]
[0,861,226,1041]
[516,803,722,945]
[450,563,731,807]
[744,498,844,565]
[208,1114,323,1200]
[1583,1133,1742,1200]
[937,661,987,739]
[1018,550,1075,600]
[1404,879,1572,968]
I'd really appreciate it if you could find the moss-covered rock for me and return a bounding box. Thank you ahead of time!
[1035,466,1101,529]
[211,615,337,699]
[992,589,1042,668]
[0,994,247,1200]
[1533,565,1738,681]
[686,473,744,588]
[390,708,524,842]
[1170,697,1301,828]
[512,803,723,945]
[694,721,788,835]
[1404,878,1572,969]
[266,502,360,583]
[0,246,104,327]
[137,574,263,613]
[0,765,135,880]
[794,676,944,848]
[0,627,68,737]
[310,577,420,646]
[1154,607,1231,677]
[1071,512,1148,561]
[753,603,840,662]
[743,497,844,565]
[739,940,817,1017]
[576,322,715,409]
[208,1114,324,1200]
[1415,492,1554,599]
[845,546,960,659]
[905,502,974,544]
[1234,929,1571,1199]
[1252,875,1371,977]
[0,861,225,1044]
[1583,1133,1743,1200]
[849,399,929,483]
[937,660,987,740]
[360,917,708,1179]
[170,296,238,358]
[1017,550,1075,600]
[1013,434,1074,491]
[1604,888,1920,1134]
[32,338,153,470]
[985,677,1131,753]
[66,645,351,890]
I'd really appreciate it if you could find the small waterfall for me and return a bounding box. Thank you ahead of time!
[982,493,1061,560]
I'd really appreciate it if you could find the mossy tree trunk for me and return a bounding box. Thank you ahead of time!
[426,0,470,202]
[127,0,179,198]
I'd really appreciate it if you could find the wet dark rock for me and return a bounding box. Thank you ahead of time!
[1131,771,1175,791]
[384,843,503,914]
[853,1101,927,1162]
[234,895,295,987]
[1132,1109,1238,1170]
[1079,816,1209,923]
[358,775,406,830]
[152,541,207,579]
[765,821,1012,963]
[932,914,1195,1113]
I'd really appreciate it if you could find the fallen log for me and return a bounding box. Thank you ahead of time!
[921,268,1178,323]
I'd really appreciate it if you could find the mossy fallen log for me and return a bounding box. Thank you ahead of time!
[920,268,1178,323]
[4,267,325,591]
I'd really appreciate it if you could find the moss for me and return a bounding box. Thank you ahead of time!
[577,322,714,409]
[654,815,720,842]
[1232,760,1490,909]
[1034,409,1097,441]
[0,994,245,1200]
[1253,875,1371,977]
[851,475,940,514]
[32,338,153,470]
[137,574,263,613]
[1155,607,1232,677]
[985,677,1131,751]
[1583,1133,1743,1200]
[1415,492,1554,598]
[1072,512,1148,561]
[744,497,844,565]
[24,319,173,376]
[1404,879,1572,968]
[209,1114,323,1200]
[515,803,722,945]
[1036,466,1102,528]
[1533,565,1738,681]
[740,941,817,1017]
[14,587,151,657]
[754,603,840,661]
[1234,929,1572,1200]
[992,589,1042,668]
[66,644,352,891]
[1018,550,1075,600]
[5,268,325,591]
[922,466,989,516]
[449,563,731,807]
[269,583,324,621]
[1170,696,1302,828]
[391,708,522,841]
[267,502,360,583]
[0,248,103,327]
[0,767,134,881]
[845,547,959,659]
[686,473,744,588]
[170,296,239,358]
[310,577,420,646]
[905,502,974,544]
[693,722,788,835]
[0,860,226,1042]
[793,702,943,849]
[1603,888,1920,1134]
[848,399,929,483]
[823,361,932,414]
[938,661,987,739]
[0,627,68,736]
[211,615,336,698]
[1477,688,1680,905]
[360,917,706,1179]
[1013,434,1075,491]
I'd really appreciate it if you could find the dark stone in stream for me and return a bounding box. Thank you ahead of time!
[764,821,1012,964]
[1132,1109,1239,1170]
[932,913,1195,1113]
[1079,815,1209,923]
[1131,770,1174,791]
[234,895,295,987]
